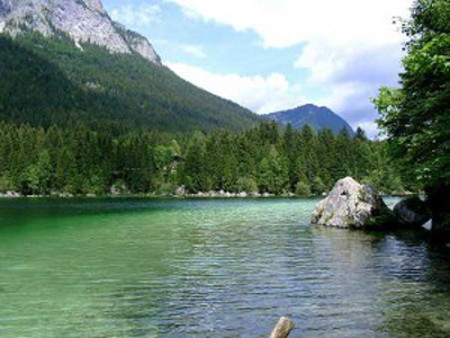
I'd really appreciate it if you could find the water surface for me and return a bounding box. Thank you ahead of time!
[1,197,450,337]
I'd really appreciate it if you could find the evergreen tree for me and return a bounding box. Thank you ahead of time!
[0,121,405,196]
[374,0,450,233]
[295,180,311,196]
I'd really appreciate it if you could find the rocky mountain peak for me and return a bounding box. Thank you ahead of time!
[83,0,106,14]
[0,0,161,65]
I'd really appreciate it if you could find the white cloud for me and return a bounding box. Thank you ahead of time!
[166,62,304,114]
[110,4,161,27]
[166,0,413,136]
[357,121,381,139]
[152,39,208,58]
[165,0,411,49]
[180,44,207,58]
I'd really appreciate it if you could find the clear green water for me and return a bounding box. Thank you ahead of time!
[1,198,450,338]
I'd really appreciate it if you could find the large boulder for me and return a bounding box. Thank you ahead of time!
[394,196,431,227]
[311,177,396,229]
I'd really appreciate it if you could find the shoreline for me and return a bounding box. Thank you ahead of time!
[0,191,413,200]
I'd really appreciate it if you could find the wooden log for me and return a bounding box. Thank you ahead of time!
[269,316,294,338]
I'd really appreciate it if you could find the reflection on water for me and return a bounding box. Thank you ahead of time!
[0,198,449,337]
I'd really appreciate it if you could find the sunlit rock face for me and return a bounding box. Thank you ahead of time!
[0,0,12,16]
[84,0,106,14]
[113,23,162,65]
[0,0,161,65]
[312,177,396,229]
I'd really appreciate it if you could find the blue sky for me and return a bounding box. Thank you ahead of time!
[104,0,413,138]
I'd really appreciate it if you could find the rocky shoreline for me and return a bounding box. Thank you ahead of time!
[0,186,415,200]
[0,190,289,199]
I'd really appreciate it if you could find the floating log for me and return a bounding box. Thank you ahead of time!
[269,317,294,338]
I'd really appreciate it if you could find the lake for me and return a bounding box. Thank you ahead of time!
[1,197,450,337]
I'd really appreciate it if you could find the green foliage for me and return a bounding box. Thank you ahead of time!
[0,121,404,196]
[258,146,288,194]
[236,177,259,193]
[361,143,405,194]
[0,174,14,193]
[312,177,326,195]
[0,31,408,198]
[295,180,311,196]
[374,0,450,189]
[0,33,260,133]
[155,181,178,196]
[22,151,52,195]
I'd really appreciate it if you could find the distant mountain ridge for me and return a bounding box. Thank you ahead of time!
[266,104,355,136]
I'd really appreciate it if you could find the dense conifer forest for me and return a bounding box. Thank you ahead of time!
[0,121,404,196]
[0,34,259,132]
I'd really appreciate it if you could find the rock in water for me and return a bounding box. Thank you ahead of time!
[311,177,396,229]
[394,196,431,227]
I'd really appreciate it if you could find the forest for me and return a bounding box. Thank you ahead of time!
[374,0,449,235]
[0,33,259,133]
[0,121,405,197]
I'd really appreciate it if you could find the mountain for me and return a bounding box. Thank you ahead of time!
[266,104,355,136]
[0,0,161,64]
[0,0,260,132]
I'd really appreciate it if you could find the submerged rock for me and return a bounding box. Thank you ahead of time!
[394,196,431,227]
[311,177,396,229]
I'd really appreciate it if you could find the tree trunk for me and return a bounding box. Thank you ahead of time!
[427,185,450,240]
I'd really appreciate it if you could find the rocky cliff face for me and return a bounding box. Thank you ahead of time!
[0,0,161,65]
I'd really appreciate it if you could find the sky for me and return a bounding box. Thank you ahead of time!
[103,0,414,138]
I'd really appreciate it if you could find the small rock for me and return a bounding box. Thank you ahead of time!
[5,191,21,197]
[110,183,129,196]
[175,186,186,196]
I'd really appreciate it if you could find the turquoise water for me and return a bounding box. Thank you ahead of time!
[1,197,450,337]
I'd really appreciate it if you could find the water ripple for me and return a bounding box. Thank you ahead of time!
[1,198,450,337]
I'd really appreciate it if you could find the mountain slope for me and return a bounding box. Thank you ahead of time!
[0,0,260,132]
[266,104,355,136]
